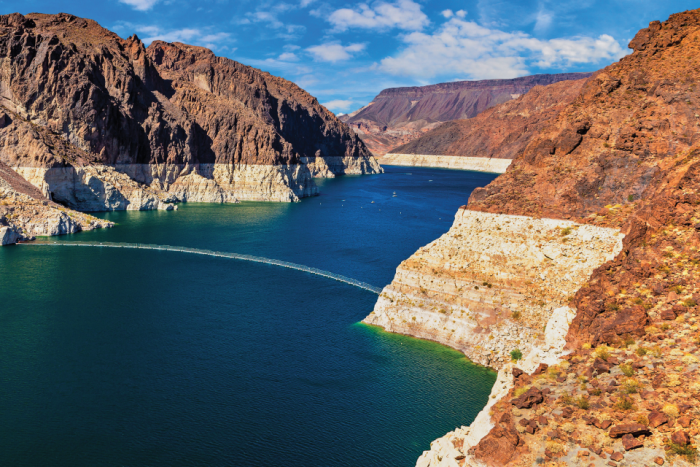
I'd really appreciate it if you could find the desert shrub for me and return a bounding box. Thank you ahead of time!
[635,413,649,426]
[561,422,575,433]
[561,226,572,236]
[628,194,635,202]
[510,349,523,361]
[668,443,698,463]
[511,310,521,320]
[662,403,680,418]
[589,387,602,396]
[623,379,641,394]
[574,396,590,410]
[615,395,635,411]
[593,345,611,361]
[621,335,635,347]
[636,347,648,356]
[620,364,635,377]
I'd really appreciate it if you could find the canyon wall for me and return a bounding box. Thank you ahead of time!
[341,73,591,156]
[368,8,700,467]
[0,161,112,244]
[382,79,588,172]
[0,13,380,218]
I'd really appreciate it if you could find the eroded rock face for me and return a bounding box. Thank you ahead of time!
[0,161,112,243]
[397,9,700,467]
[342,73,591,156]
[388,79,588,162]
[0,12,380,211]
[364,209,623,369]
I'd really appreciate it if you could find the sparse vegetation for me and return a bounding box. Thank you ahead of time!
[510,348,522,361]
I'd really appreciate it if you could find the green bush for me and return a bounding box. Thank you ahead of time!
[510,349,523,361]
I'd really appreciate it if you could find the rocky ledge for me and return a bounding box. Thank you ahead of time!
[0,161,112,245]
[367,8,700,467]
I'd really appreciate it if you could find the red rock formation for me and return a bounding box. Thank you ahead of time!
[0,12,379,210]
[342,73,592,155]
[389,78,588,159]
[467,9,700,345]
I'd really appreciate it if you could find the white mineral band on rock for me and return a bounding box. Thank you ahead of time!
[377,154,512,173]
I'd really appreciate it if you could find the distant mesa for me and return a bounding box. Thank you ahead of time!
[340,73,593,157]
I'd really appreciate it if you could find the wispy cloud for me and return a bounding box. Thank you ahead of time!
[327,0,429,32]
[322,99,354,112]
[307,42,366,62]
[378,17,626,80]
[244,3,306,37]
[118,0,159,11]
[113,23,233,50]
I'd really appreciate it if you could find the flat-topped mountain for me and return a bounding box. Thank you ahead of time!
[340,73,592,155]
[0,12,380,218]
[389,78,587,159]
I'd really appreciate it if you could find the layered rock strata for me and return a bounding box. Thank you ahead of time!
[0,13,380,213]
[0,161,112,245]
[369,9,700,467]
[365,209,623,369]
[387,79,588,165]
[376,155,512,173]
[341,73,591,156]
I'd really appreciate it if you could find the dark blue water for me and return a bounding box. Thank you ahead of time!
[0,167,497,466]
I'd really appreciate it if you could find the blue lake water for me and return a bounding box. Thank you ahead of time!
[0,167,498,466]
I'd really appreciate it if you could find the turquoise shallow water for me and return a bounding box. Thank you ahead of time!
[0,167,497,466]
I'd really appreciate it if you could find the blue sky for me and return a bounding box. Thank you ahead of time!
[5,0,698,113]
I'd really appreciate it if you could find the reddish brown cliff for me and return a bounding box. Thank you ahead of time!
[341,73,592,155]
[0,12,379,212]
[390,78,588,159]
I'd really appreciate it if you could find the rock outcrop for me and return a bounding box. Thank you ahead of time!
[341,73,592,156]
[0,12,380,213]
[0,161,112,244]
[367,8,700,467]
[381,78,588,171]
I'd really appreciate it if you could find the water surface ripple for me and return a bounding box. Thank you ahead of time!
[0,167,498,466]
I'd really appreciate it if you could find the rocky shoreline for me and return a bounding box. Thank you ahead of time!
[377,155,512,173]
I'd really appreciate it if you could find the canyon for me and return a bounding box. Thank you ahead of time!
[340,73,591,157]
[382,78,588,172]
[0,12,380,244]
[366,8,700,467]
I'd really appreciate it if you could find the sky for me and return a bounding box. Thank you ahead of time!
[5,0,698,114]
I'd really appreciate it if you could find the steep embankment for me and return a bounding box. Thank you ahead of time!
[341,73,591,156]
[367,9,700,467]
[383,79,588,172]
[0,160,112,245]
[0,13,380,224]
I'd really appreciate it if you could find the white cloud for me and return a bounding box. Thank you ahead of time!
[378,17,626,80]
[118,0,159,11]
[455,9,467,18]
[328,0,429,32]
[441,9,453,19]
[322,99,354,112]
[307,43,366,62]
[300,0,316,6]
[534,9,553,32]
[115,23,233,51]
[244,3,305,36]
[278,52,299,61]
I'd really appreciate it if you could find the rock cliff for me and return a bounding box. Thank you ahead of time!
[341,73,592,156]
[0,12,380,214]
[366,8,700,467]
[383,78,588,171]
[0,160,112,245]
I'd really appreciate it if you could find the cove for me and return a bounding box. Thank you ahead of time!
[0,167,498,466]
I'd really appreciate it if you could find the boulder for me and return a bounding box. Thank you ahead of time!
[609,423,651,438]
[671,430,691,446]
[511,387,544,409]
[470,411,524,467]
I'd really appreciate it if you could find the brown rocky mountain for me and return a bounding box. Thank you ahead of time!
[388,78,588,159]
[0,12,380,223]
[367,8,700,467]
[340,73,592,156]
